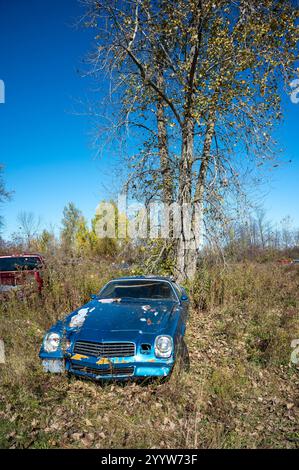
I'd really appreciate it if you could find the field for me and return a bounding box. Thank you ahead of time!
[0,260,298,448]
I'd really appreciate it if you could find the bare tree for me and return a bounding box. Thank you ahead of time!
[280,215,294,249]
[82,0,299,280]
[60,202,84,254]
[0,165,11,233]
[17,211,41,249]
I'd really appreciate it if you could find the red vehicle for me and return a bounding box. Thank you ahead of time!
[278,258,292,265]
[0,254,44,295]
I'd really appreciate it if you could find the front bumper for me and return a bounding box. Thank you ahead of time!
[41,353,174,380]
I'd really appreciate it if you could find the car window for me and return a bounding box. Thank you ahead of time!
[0,257,42,272]
[172,282,182,298]
[99,280,177,300]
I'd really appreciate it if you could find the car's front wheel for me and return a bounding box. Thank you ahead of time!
[178,339,190,373]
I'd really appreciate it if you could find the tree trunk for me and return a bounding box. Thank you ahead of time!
[193,114,216,212]
[191,112,217,260]
[176,110,217,282]
[175,2,203,282]
[155,51,175,259]
[156,65,173,206]
[176,118,197,282]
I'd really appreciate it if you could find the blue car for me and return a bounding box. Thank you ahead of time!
[39,276,190,381]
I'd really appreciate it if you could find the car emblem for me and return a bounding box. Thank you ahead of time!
[96,356,113,368]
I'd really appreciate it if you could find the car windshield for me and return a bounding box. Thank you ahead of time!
[0,257,42,272]
[99,280,177,301]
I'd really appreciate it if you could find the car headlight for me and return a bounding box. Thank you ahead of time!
[43,332,61,353]
[154,335,173,358]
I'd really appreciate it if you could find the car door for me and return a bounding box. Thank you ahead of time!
[172,282,189,338]
[179,286,189,326]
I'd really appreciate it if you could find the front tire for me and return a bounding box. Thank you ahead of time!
[178,339,190,373]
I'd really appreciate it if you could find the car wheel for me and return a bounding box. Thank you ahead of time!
[178,339,190,373]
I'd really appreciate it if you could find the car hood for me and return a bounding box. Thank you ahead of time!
[71,299,177,340]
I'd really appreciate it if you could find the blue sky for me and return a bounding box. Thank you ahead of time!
[0,0,121,238]
[0,0,298,239]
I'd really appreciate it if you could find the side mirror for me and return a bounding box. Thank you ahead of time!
[181,294,188,301]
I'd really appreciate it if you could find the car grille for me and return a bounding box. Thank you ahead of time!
[73,341,135,358]
[72,364,134,377]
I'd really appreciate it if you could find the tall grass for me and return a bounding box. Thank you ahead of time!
[0,260,298,448]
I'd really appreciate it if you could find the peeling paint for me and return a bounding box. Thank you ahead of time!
[140,318,146,322]
[141,305,151,311]
[147,318,152,325]
[98,298,120,304]
[69,308,89,328]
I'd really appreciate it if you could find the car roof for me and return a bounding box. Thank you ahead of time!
[111,275,176,283]
[0,253,43,258]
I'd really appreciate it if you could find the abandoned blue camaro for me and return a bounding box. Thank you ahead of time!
[39,276,190,380]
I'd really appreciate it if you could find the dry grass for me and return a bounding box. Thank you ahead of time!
[0,260,298,448]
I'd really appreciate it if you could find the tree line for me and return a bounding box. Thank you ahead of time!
[1,200,299,268]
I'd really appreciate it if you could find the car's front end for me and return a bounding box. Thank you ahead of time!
[39,277,188,381]
[68,335,175,380]
[40,318,177,381]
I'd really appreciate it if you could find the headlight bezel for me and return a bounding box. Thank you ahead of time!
[43,332,61,353]
[154,335,173,358]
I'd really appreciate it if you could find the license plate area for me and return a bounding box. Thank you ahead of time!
[42,359,65,373]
